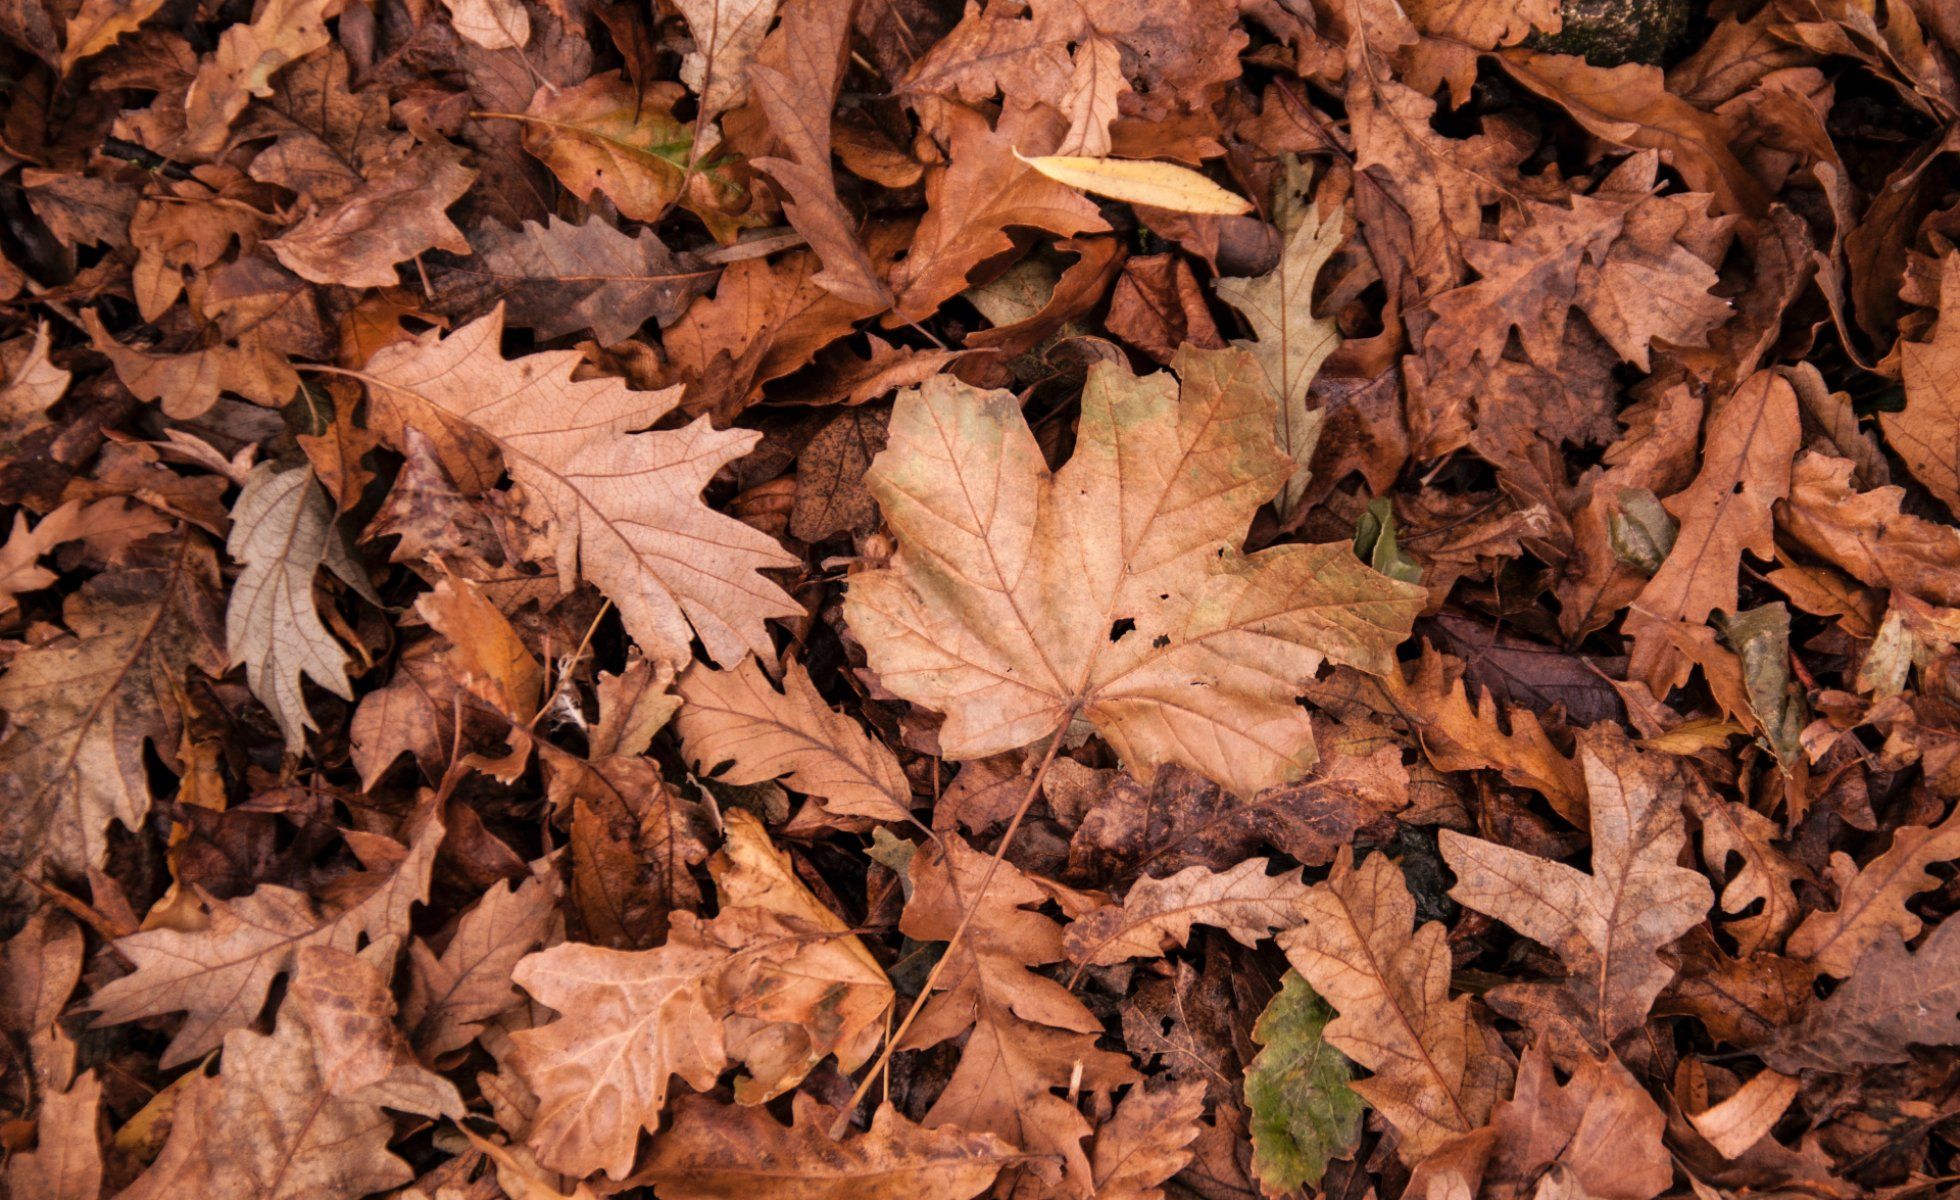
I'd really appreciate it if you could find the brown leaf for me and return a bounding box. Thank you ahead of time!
[888,104,1110,323]
[1779,451,1960,608]
[405,868,561,1057]
[1106,252,1226,364]
[1063,858,1313,965]
[0,532,225,883]
[1277,846,1512,1163]
[4,1070,102,1200]
[1891,251,1960,515]
[268,143,475,288]
[1786,803,1960,977]
[1452,1046,1672,1200]
[792,407,888,541]
[635,1093,1014,1199]
[176,0,335,159]
[355,306,801,668]
[89,802,444,1067]
[1765,921,1960,1073]
[1439,732,1713,1046]
[1090,1081,1207,1200]
[676,655,911,822]
[845,347,1424,798]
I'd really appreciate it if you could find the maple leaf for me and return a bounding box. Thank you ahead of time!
[845,347,1425,798]
[1214,158,1345,520]
[89,802,444,1067]
[1765,921,1960,1073]
[1245,972,1362,1193]
[887,103,1111,323]
[897,833,1138,1194]
[512,812,892,1178]
[1277,846,1512,1163]
[1440,733,1713,1048]
[1786,804,1960,977]
[0,532,225,884]
[351,306,801,669]
[676,656,912,823]
[439,216,714,345]
[225,463,373,752]
[637,1093,1015,1199]
[1063,858,1313,966]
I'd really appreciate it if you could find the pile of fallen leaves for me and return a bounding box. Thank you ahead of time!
[4,0,1960,1196]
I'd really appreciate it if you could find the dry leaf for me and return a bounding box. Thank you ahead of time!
[1064,857,1312,965]
[1786,804,1960,977]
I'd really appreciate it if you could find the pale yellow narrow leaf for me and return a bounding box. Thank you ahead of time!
[1017,153,1254,216]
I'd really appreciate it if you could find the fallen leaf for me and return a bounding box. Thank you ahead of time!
[1089,1081,1207,1200]
[1688,1068,1799,1159]
[442,0,530,50]
[1786,804,1960,977]
[1244,971,1362,1193]
[1063,857,1313,965]
[1020,153,1253,215]
[1765,922,1960,1073]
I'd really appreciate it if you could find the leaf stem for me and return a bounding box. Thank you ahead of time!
[829,720,1073,1138]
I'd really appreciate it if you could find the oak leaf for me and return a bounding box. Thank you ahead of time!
[676,655,911,823]
[844,347,1425,798]
[441,216,713,344]
[225,463,374,752]
[89,802,444,1067]
[1765,921,1960,1073]
[177,0,338,159]
[512,812,891,1178]
[1277,846,1512,1163]
[1890,251,1960,515]
[1460,1046,1672,1200]
[1063,857,1313,966]
[0,532,225,883]
[1778,451,1960,608]
[1245,972,1361,1193]
[1089,1081,1207,1200]
[1439,733,1713,1047]
[267,144,475,288]
[519,74,744,231]
[59,0,166,72]
[1786,803,1960,977]
[636,1093,1015,1199]
[404,869,561,1057]
[1214,160,1345,520]
[353,306,801,668]
[3,1070,101,1200]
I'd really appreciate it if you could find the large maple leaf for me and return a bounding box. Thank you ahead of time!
[844,346,1424,797]
[351,305,800,669]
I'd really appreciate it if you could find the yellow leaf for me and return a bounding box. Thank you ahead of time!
[1016,152,1253,216]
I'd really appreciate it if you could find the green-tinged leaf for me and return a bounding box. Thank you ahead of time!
[1355,498,1421,585]
[1246,971,1363,1192]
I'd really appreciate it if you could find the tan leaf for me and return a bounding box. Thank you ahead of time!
[224,463,365,752]
[636,1093,1015,1199]
[1468,1046,1672,1200]
[1891,251,1960,514]
[1765,922,1960,1072]
[440,216,713,344]
[83,307,291,420]
[1089,1081,1207,1200]
[0,497,168,617]
[405,869,561,1057]
[441,0,530,49]
[1786,803,1960,977]
[59,0,166,72]
[749,0,889,308]
[1439,732,1714,1045]
[677,0,781,121]
[1214,159,1345,520]
[1686,784,1803,957]
[1627,371,1799,695]
[415,571,544,722]
[1778,451,1960,608]
[1020,153,1254,215]
[677,656,910,823]
[889,104,1110,323]
[268,144,474,288]
[1063,858,1313,966]
[1277,845,1512,1163]
[1688,1069,1798,1160]
[513,812,891,1178]
[4,1070,102,1200]
[353,306,801,668]
[844,347,1424,798]
[287,944,464,1119]
[177,0,338,159]
[898,834,1138,1193]
[119,979,414,1200]
[0,533,225,882]
[89,802,444,1067]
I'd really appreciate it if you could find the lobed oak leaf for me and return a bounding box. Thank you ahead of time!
[898,833,1138,1194]
[887,103,1110,323]
[1214,159,1346,520]
[352,306,801,669]
[1439,733,1713,1047]
[1277,845,1512,1163]
[1245,971,1362,1193]
[513,812,891,1178]
[1764,921,1960,1073]
[844,346,1425,798]
[3,1069,101,1200]
[1778,451,1960,608]
[224,463,371,752]
[405,868,561,1057]
[286,943,464,1120]
[1089,1081,1207,1200]
[677,655,911,823]
[1063,857,1313,966]
[1890,251,1960,515]
[89,801,444,1067]
[1786,803,1960,977]
[59,0,166,73]
[438,216,714,345]
[1686,783,1804,957]
[636,1093,1015,1199]
[177,0,338,160]
[267,144,476,289]
[0,531,225,884]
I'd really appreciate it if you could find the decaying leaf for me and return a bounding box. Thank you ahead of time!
[1245,972,1362,1193]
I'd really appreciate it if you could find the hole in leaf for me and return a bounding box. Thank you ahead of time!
[1109,617,1136,642]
